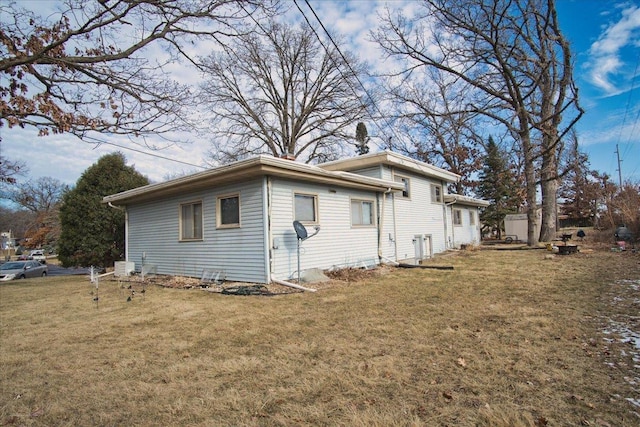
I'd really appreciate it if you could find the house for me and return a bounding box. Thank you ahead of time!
[103,151,489,284]
[444,194,490,248]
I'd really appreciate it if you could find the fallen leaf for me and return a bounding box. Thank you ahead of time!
[535,416,548,426]
[443,391,453,400]
[457,357,467,367]
[30,408,44,418]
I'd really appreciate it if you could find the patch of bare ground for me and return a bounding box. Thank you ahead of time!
[1,242,639,426]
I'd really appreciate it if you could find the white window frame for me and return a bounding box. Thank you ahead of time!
[351,198,376,227]
[179,200,203,241]
[294,193,318,224]
[453,208,463,226]
[394,175,411,199]
[217,193,241,229]
[431,184,443,204]
[469,210,476,226]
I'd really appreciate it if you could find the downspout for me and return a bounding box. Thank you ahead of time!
[262,177,272,284]
[271,275,317,292]
[378,188,393,264]
[444,194,458,249]
[391,169,399,261]
[108,202,128,261]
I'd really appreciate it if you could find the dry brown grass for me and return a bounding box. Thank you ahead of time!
[1,244,639,426]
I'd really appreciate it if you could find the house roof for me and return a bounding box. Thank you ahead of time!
[319,150,460,183]
[103,155,405,205]
[444,194,490,207]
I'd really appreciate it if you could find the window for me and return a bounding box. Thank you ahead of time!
[469,210,476,225]
[394,175,410,198]
[180,201,203,240]
[351,199,375,226]
[217,194,240,228]
[294,193,317,223]
[431,184,442,203]
[453,209,463,226]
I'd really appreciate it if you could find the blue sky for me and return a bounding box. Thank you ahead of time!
[1,0,638,188]
[555,0,640,184]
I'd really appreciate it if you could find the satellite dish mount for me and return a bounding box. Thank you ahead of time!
[292,220,320,284]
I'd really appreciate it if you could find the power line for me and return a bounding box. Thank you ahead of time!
[80,136,207,170]
[621,55,639,158]
[294,0,405,150]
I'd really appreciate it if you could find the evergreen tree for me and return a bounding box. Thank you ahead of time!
[58,153,149,267]
[477,137,519,239]
[355,122,370,155]
[558,141,599,227]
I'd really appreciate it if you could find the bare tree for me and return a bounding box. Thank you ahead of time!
[6,177,68,248]
[7,177,68,214]
[373,0,582,245]
[386,67,483,195]
[198,20,370,164]
[1,0,277,143]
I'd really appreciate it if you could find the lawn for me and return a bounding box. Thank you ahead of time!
[1,244,639,426]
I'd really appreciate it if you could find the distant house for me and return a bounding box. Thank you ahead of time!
[103,151,489,284]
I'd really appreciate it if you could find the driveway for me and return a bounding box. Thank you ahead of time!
[46,264,92,276]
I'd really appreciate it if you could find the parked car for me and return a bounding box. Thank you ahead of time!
[29,250,47,262]
[0,260,48,281]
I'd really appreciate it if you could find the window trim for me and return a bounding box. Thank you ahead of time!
[453,208,463,227]
[294,192,319,224]
[469,210,476,226]
[350,198,376,227]
[431,184,443,204]
[394,174,411,199]
[216,193,241,229]
[179,200,204,241]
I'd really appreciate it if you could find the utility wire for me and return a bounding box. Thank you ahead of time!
[82,136,207,170]
[621,55,639,160]
[295,0,405,150]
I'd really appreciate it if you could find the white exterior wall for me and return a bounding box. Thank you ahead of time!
[450,205,481,247]
[390,169,447,261]
[338,165,451,262]
[269,178,381,280]
[126,178,268,283]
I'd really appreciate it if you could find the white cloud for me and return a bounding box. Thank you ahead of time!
[1,128,208,186]
[587,5,640,95]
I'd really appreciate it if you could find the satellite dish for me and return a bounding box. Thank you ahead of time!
[293,220,308,240]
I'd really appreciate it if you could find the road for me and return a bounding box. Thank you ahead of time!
[46,264,92,277]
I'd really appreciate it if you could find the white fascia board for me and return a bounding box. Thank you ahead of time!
[103,155,403,205]
[444,194,490,207]
[320,150,460,183]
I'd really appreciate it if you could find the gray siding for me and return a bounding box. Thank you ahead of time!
[269,178,380,280]
[126,178,268,283]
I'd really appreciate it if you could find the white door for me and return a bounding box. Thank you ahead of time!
[413,234,425,262]
[424,235,432,259]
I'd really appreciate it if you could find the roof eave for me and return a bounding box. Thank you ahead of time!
[444,194,490,207]
[103,156,403,205]
[320,151,460,182]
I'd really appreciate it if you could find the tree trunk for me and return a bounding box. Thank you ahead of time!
[540,177,558,242]
[521,133,539,246]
